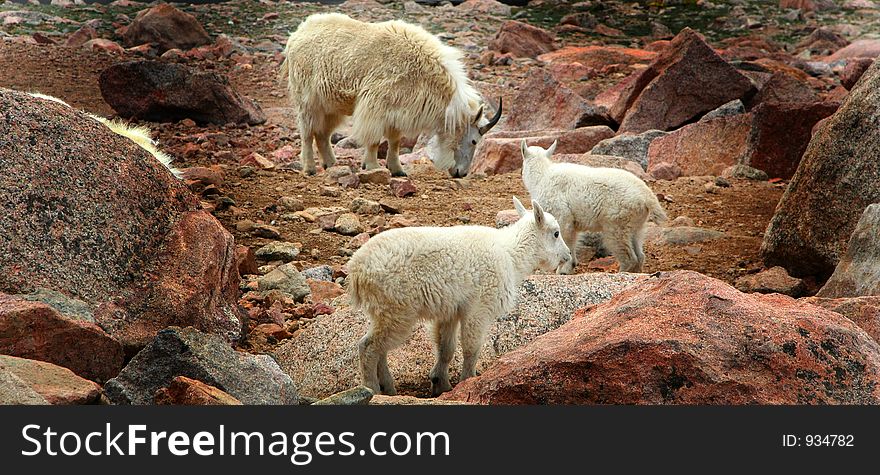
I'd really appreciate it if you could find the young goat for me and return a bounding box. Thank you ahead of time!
[521,140,667,274]
[348,197,571,396]
[280,13,501,177]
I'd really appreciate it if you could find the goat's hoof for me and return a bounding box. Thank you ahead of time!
[304,169,317,176]
[391,170,408,177]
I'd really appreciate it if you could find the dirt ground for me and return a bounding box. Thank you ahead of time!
[0,36,785,286]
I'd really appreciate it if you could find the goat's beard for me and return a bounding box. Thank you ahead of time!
[426,134,456,173]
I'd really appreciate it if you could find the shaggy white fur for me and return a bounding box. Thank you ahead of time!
[347,197,571,396]
[521,140,667,274]
[27,92,182,178]
[280,13,498,177]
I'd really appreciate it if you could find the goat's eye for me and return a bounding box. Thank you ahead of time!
[471,139,477,145]
[554,231,559,238]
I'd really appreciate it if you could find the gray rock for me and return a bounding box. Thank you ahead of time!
[258,263,310,302]
[334,213,364,236]
[722,164,768,181]
[255,241,300,262]
[649,226,725,246]
[589,129,668,170]
[15,288,94,324]
[313,386,374,405]
[104,326,299,405]
[702,99,745,121]
[274,273,644,398]
[818,204,880,298]
[350,198,382,215]
[301,265,333,282]
[0,368,49,405]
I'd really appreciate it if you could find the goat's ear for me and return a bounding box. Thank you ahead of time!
[532,200,545,227]
[520,139,529,160]
[547,140,558,157]
[473,106,484,124]
[513,196,527,217]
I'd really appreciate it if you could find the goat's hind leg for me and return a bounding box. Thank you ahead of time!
[385,129,406,177]
[603,227,641,273]
[314,114,341,171]
[358,311,412,395]
[297,112,317,175]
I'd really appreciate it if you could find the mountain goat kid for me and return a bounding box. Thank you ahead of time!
[348,197,571,396]
[521,140,667,274]
[280,13,501,177]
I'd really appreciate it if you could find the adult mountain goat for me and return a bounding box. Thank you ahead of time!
[280,13,501,177]
[348,197,571,396]
[521,140,667,274]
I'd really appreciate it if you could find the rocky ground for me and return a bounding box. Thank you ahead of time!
[1,0,880,404]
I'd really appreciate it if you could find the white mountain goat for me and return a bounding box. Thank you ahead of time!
[27,92,181,178]
[521,140,667,274]
[280,13,501,177]
[348,197,571,396]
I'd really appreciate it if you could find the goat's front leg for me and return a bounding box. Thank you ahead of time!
[557,224,580,275]
[458,311,492,382]
[429,320,458,396]
[361,143,381,170]
[315,131,337,171]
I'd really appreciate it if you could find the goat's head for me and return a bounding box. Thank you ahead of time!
[430,98,502,178]
[512,196,571,273]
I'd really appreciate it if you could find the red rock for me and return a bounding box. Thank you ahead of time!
[816,204,880,298]
[457,0,511,15]
[0,355,101,405]
[488,20,556,59]
[495,209,519,228]
[32,32,56,45]
[470,126,615,176]
[234,245,259,276]
[64,25,96,48]
[761,61,880,280]
[505,68,611,130]
[99,61,266,126]
[82,39,125,55]
[308,280,345,304]
[613,28,755,133]
[746,72,819,109]
[443,271,880,404]
[742,100,839,179]
[358,168,392,186]
[389,177,418,197]
[803,296,880,344]
[735,266,806,297]
[271,144,298,164]
[841,58,874,90]
[538,45,656,70]
[241,152,275,169]
[181,166,224,187]
[122,3,211,54]
[347,232,371,249]
[0,89,244,357]
[0,294,123,383]
[826,40,880,62]
[647,113,752,178]
[780,0,837,11]
[154,376,242,405]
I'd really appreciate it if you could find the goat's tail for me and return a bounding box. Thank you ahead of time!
[647,196,668,225]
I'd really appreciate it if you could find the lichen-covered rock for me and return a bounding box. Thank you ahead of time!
[761,60,880,280]
[444,271,880,404]
[0,355,101,405]
[0,88,244,356]
[274,273,644,398]
[817,204,880,298]
[105,327,299,405]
